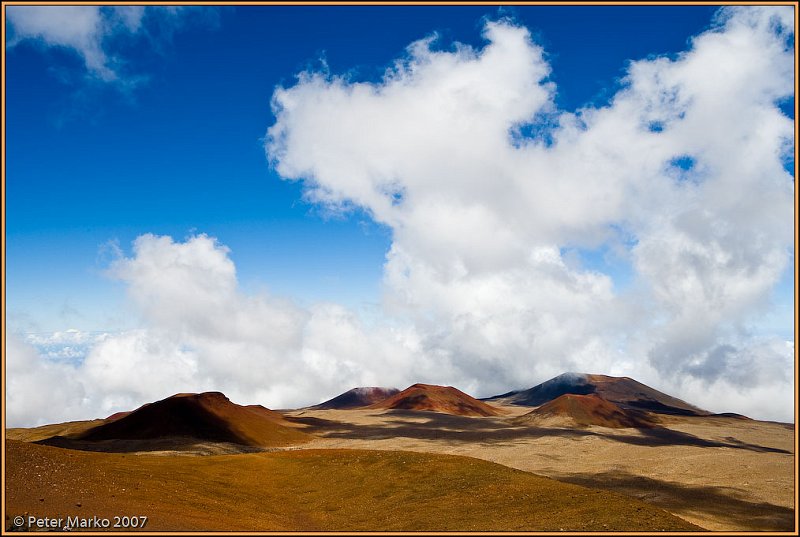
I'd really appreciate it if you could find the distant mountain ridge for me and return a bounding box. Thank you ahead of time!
[484,372,710,416]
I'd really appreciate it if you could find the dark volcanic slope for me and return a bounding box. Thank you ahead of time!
[370,384,502,417]
[485,372,709,416]
[312,387,400,410]
[515,394,659,429]
[77,392,311,447]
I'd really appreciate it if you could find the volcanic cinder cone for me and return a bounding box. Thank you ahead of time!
[486,372,709,416]
[514,393,660,429]
[370,383,502,417]
[78,392,311,447]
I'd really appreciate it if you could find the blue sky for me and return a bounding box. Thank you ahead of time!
[6,5,728,331]
[4,5,796,425]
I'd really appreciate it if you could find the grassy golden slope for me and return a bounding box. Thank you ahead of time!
[6,420,104,442]
[5,440,699,531]
[284,408,793,531]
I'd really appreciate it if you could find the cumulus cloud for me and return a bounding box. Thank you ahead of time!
[7,234,432,426]
[6,7,794,426]
[7,333,88,427]
[6,6,213,82]
[267,8,794,417]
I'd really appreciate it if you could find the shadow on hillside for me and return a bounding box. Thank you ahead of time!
[36,435,263,455]
[595,427,792,454]
[550,470,795,532]
[39,410,791,456]
[284,411,792,454]
[284,411,593,444]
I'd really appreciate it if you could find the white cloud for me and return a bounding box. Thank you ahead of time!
[266,8,795,419]
[6,226,792,427]
[6,334,88,427]
[7,7,109,77]
[6,6,210,82]
[668,339,795,420]
[6,234,434,426]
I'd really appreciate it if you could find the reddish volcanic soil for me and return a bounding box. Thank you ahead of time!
[313,387,400,409]
[69,392,311,448]
[584,374,709,416]
[369,384,503,417]
[516,394,659,429]
[104,411,132,422]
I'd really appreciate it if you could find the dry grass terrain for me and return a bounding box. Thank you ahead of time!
[281,406,795,531]
[6,420,104,443]
[5,440,699,532]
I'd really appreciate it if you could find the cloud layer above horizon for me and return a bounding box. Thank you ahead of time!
[7,6,795,426]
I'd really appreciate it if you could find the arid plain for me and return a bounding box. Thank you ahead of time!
[283,406,793,531]
[5,374,795,532]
